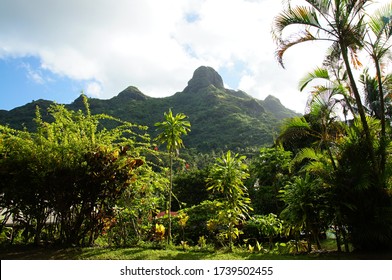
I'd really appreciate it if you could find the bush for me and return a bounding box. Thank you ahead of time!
[180,200,220,245]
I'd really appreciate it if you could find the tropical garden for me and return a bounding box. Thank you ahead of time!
[1,0,392,259]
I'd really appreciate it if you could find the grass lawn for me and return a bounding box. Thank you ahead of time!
[1,243,391,260]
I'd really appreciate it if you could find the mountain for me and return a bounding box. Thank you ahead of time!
[0,66,299,152]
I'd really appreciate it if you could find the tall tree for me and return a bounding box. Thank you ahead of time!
[334,116,392,250]
[155,109,191,244]
[272,0,378,177]
[364,3,392,180]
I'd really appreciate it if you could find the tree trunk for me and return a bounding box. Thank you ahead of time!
[229,222,233,252]
[131,217,140,243]
[167,151,173,245]
[34,220,43,245]
[295,231,300,253]
[341,227,350,253]
[312,228,322,250]
[335,225,342,253]
[341,46,379,178]
[306,224,312,253]
[374,57,386,185]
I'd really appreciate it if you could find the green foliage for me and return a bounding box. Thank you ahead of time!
[177,211,189,245]
[179,200,221,245]
[334,117,392,251]
[279,174,330,252]
[172,167,210,210]
[254,214,283,240]
[154,109,191,155]
[0,97,149,246]
[244,214,284,251]
[106,165,168,247]
[206,151,252,250]
[0,68,299,153]
[197,235,207,249]
[2,2,392,255]
[154,109,191,244]
[277,116,316,153]
[207,151,252,217]
[273,0,392,254]
[249,147,292,214]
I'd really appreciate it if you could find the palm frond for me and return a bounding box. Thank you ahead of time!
[303,160,329,174]
[331,82,350,96]
[368,2,392,37]
[366,2,392,65]
[299,67,330,91]
[277,117,317,144]
[273,5,322,37]
[276,30,318,67]
[347,0,369,18]
[305,0,332,15]
[281,116,312,131]
[343,18,366,49]
[292,147,320,164]
[349,46,363,69]
[292,147,335,176]
[323,42,342,68]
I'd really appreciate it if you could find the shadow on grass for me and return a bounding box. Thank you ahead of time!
[0,244,82,260]
[1,244,391,260]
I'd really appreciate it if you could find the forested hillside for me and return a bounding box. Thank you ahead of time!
[0,66,299,152]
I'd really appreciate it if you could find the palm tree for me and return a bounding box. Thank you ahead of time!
[364,3,392,180]
[291,146,352,252]
[299,49,356,121]
[272,0,378,175]
[277,91,345,171]
[155,109,191,244]
[280,173,327,252]
[360,69,382,117]
[334,116,392,250]
[206,151,252,251]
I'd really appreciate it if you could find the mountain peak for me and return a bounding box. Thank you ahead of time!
[184,66,224,93]
[114,86,148,101]
[263,94,300,119]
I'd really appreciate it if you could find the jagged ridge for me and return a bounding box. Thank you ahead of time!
[0,66,299,152]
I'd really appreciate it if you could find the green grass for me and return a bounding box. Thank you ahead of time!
[1,243,391,260]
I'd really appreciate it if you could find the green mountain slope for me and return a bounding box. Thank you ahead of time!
[0,66,299,152]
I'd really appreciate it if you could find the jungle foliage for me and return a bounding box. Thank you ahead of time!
[1,0,392,256]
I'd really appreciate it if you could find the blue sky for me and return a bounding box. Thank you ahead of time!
[1,0,389,112]
[0,55,246,111]
[0,0,308,112]
[0,56,85,110]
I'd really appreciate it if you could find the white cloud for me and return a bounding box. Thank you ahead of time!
[0,0,389,113]
[21,63,45,85]
[86,81,103,98]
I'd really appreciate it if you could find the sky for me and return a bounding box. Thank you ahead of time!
[0,0,389,113]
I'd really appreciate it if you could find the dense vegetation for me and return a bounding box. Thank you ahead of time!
[1,0,392,258]
[0,67,298,154]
